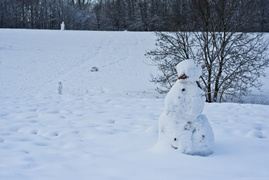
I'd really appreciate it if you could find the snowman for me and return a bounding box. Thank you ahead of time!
[57,82,63,95]
[158,59,214,156]
[60,22,65,31]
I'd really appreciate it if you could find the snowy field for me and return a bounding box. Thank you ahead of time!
[0,29,269,179]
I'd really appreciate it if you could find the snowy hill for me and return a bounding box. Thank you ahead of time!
[1,29,269,101]
[0,29,269,180]
[0,29,160,98]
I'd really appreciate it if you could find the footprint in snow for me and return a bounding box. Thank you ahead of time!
[34,142,48,146]
[72,130,80,134]
[48,110,60,114]
[106,119,115,124]
[31,130,38,135]
[50,132,59,137]
[9,127,19,132]
[0,113,8,117]
[29,120,38,123]
[21,150,29,154]
[29,108,38,112]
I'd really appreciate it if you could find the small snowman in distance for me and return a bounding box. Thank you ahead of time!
[60,22,65,31]
[158,59,214,156]
[57,82,63,95]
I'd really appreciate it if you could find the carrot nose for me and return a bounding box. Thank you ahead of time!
[178,74,188,80]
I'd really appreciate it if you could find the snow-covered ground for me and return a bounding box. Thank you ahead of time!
[0,29,269,179]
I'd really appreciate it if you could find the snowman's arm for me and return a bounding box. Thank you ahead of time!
[196,80,203,90]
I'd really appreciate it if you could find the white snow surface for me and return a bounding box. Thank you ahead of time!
[0,29,269,180]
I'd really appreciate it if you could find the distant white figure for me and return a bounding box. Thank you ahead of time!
[57,82,63,95]
[61,22,65,31]
[158,59,214,156]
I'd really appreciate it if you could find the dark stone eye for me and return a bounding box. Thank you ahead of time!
[182,75,188,79]
[174,138,177,141]
[182,88,185,91]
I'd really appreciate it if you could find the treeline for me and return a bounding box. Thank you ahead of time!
[1,0,269,32]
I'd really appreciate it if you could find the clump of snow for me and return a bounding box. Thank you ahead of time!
[158,59,214,156]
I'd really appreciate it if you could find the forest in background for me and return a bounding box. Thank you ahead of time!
[1,0,269,32]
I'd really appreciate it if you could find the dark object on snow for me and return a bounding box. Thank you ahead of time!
[91,67,98,72]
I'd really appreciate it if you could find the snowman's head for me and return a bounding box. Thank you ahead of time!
[176,59,202,82]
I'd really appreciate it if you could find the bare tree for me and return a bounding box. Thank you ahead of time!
[146,31,195,92]
[146,0,269,103]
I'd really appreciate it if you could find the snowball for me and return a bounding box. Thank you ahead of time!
[176,59,202,82]
[246,130,263,138]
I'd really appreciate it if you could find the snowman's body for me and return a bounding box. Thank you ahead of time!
[158,60,214,156]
